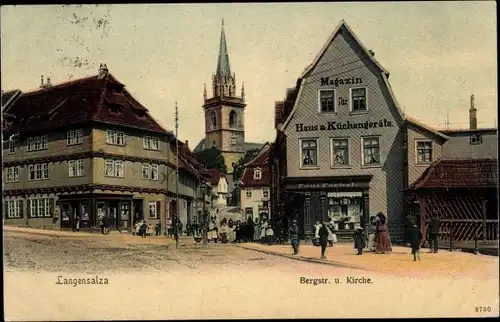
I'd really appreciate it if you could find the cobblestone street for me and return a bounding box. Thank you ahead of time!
[4,227,499,320]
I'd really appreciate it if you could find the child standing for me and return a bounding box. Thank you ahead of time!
[354,226,366,255]
[266,225,274,245]
[409,224,422,261]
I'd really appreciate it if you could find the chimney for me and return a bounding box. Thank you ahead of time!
[203,83,207,101]
[98,63,109,79]
[46,77,52,87]
[40,75,45,88]
[368,50,375,56]
[185,140,189,147]
[469,94,477,130]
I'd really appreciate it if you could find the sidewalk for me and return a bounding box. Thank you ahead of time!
[237,242,499,278]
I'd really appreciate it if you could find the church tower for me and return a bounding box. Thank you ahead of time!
[202,19,246,174]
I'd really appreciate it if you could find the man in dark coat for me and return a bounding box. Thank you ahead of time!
[428,211,441,253]
[409,224,422,261]
[318,223,329,259]
[404,213,417,244]
[354,227,366,255]
[289,219,300,255]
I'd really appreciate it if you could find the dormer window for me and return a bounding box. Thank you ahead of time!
[254,169,262,180]
[470,133,483,145]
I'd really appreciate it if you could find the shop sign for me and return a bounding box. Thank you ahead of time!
[295,118,393,132]
[286,182,370,190]
[320,77,363,87]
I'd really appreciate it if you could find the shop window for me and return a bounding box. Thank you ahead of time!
[350,88,367,111]
[318,89,335,113]
[331,138,349,166]
[470,133,483,145]
[362,137,380,165]
[27,198,54,218]
[416,140,433,163]
[149,201,161,219]
[300,138,318,167]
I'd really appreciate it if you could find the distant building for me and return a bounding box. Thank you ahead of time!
[239,143,271,221]
[204,168,229,207]
[193,20,264,173]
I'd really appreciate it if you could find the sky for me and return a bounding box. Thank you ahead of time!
[1,2,497,149]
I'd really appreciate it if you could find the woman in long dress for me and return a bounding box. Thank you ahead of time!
[367,217,377,252]
[227,219,235,242]
[375,213,392,253]
[253,218,261,241]
[260,220,269,243]
[326,219,337,247]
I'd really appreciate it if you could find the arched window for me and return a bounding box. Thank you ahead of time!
[211,111,217,130]
[229,110,237,127]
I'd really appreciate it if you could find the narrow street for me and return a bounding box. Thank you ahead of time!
[4,228,499,320]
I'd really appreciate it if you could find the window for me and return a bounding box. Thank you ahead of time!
[67,129,83,145]
[143,136,159,150]
[331,138,349,166]
[5,166,20,183]
[229,110,237,127]
[28,163,49,181]
[318,89,335,113]
[362,137,380,165]
[27,198,54,218]
[105,159,124,177]
[5,200,23,218]
[8,140,16,154]
[300,138,318,167]
[263,189,269,198]
[350,88,367,111]
[105,130,126,146]
[68,159,85,177]
[27,135,48,151]
[142,164,159,180]
[416,141,433,163]
[211,111,217,130]
[246,189,252,198]
[470,133,483,145]
[149,201,161,219]
[253,169,262,180]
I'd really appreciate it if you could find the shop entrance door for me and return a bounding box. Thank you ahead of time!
[107,204,118,230]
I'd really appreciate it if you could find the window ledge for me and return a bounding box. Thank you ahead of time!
[361,164,382,169]
[143,148,160,151]
[319,112,338,115]
[330,166,352,169]
[349,110,369,116]
[415,163,432,167]
[299,166,320,170]
[67,142,83,146]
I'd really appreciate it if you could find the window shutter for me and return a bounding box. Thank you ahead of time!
[3,201,8,219]
[49,198,55,216]
[156,201,161,219]
[27,200,32,218]
[19,200,24,218]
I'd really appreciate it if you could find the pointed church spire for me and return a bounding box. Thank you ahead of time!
[216,18,231,78]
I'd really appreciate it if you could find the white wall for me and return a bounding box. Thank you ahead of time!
[240,186,270,220]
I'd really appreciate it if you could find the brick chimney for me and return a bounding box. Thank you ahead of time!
[39,75,45,89]
[98,63,109,79]
[185,140,189,147]
[46,77,52,87]
[469,94,477,130]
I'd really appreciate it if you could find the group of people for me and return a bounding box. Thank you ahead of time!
[404,210,441,261]
[205,217,275,245]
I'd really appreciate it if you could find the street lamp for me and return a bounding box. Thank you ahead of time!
[199,181,209,247]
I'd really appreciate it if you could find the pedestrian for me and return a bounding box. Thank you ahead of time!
[404,213,417,245]
[318,222,329,259]
[353,226,366,255]
[75,215,81,232]
[155,222,160,236]
[367,217,377,252]
[253,218,261,241]
[266,225,274,245]
[326,218,337,247]
[375,213,392,254]
[289,219,300,255]
[409,223,422,261]
[246,217,255,243]
[428,211,441,253]
[139,220,148,238]
[101,214,109,234]
[260,220,268,243]
[220,221,228,243]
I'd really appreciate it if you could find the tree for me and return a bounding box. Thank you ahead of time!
[230,148,261,206]
[194,146,227,173]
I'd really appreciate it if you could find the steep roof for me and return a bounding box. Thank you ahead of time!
[1,89,22,111]
[280,20,406,132]
[300,20,390,79]
[204,168,225,186]
[240,143,271,187]
[216,19,231,78]
[408,158,498,190]
[404,116,451,141]
[3,73,166,136]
